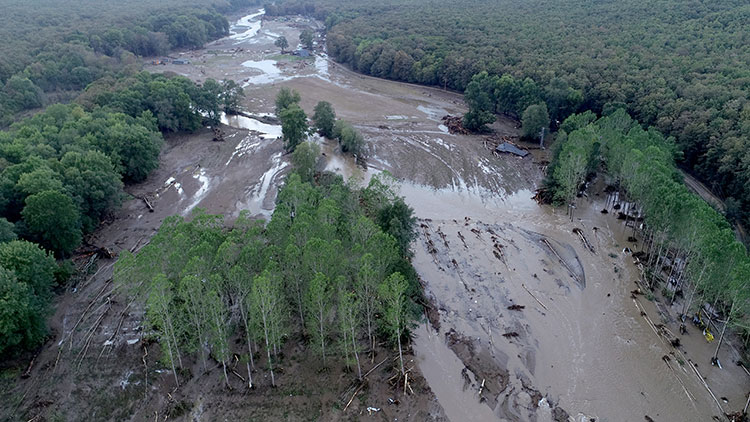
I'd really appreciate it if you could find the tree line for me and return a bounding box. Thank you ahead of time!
[115,166,420,387]
[545,108,750,358]
[267,0,750,228]
[0,0,259,126]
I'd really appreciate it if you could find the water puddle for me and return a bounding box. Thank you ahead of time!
[182,168,210,216]
[220,113,281,139]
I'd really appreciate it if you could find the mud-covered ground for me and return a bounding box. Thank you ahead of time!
[2,8,748,422]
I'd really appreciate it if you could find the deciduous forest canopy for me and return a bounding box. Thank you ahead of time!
[0,0,256,125]
[0,0,256,357]
[268,0,750,227]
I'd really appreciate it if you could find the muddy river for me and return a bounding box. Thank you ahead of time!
[145,9,749,422]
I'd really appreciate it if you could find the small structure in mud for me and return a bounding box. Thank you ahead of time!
[495,142,529,157]
[293,48,311,57]
[172,58,190,65]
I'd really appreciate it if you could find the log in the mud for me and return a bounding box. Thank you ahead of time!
[363,357,388,378]
[540,238,582,286]
[21,354,38,378]
[141,196,154,212]
[343,382,365,412]
[522,283,548,311]
[573,228,595,253]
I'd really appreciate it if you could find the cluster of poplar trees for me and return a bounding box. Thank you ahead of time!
[114,170,420,387]
[546,108,750,356]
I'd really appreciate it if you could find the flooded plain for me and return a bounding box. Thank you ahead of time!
[3,8,747,422]
[151,8,749,421]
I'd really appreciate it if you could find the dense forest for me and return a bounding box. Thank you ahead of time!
[0,0,257,126]
[266,0,750,227]
[545,108,750,351]
[114,167,421,387]
[0,0,257,358]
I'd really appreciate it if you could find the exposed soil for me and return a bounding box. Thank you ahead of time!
[2,8,748,422]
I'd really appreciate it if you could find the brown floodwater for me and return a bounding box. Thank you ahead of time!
[149,9,749,422]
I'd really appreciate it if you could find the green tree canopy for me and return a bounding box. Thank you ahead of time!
[275,36,289,52]
[280,104,308,152]
[312,101,336,138]
[299,30,314,50]
[22,190,82,256]
[275,87,301,115]
[291,141,321,183]
[521,103,550,139]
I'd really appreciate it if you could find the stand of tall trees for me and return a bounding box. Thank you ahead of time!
[268,0,750,227]
[114,167,420,387]
[544,108,750,357]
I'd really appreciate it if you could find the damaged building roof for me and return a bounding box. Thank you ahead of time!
[495,142,529,157]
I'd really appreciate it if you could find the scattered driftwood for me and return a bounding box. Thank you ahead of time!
[688,359,725,414]
[507,304,525,311]
[235,110,280,125]
[78,244,115,260]
[457,231,468,248]
[493,243,509,269]
[141,196,154,212]
[441,115,469,134]
[231,370,246,382]
[533,188,552,204]
[573,228,595,253]
[661,354,696,404]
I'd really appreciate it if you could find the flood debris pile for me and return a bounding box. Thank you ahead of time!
[441,115,469,135]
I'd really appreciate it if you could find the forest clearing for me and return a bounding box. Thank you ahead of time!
[1,5,749,422]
